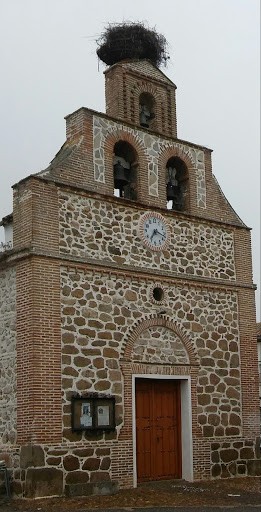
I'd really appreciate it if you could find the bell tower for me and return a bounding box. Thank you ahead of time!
[97,23,177,139]
[104,60,177,138]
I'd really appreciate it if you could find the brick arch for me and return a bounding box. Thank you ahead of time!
[103,128,148,198]
[121,315,199,366]
[157,145,195,211]
[133,81,163,103]
[104,128,146,160]
[131,81,164,132]
[158,145,195,171]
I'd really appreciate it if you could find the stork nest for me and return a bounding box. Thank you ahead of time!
[96,22,169,68]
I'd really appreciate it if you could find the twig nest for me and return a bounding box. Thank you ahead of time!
[96,22,169,68]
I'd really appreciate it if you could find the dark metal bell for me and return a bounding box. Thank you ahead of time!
[166,182,175,201]
[140,112,149,128]
[114,162,128,188]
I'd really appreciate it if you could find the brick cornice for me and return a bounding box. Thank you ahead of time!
[1,248,256,292]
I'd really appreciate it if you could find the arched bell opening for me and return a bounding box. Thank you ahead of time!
[166,157,189,212]
[139,92,155,130]
[113,141,138,200]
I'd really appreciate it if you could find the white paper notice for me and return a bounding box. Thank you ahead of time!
[80,402,92,427]
[97,405,110,426]
[80,414,93,427]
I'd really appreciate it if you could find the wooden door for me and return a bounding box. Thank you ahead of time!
[135,379,181,482]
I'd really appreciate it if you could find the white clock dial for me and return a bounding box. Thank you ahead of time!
[139,213,169,251]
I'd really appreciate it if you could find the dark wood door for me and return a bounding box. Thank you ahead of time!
[135,379,181,482]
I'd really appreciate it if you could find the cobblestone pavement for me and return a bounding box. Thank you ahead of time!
[0,477,260,511]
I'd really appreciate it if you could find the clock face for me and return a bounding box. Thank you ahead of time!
[139,213,169,251]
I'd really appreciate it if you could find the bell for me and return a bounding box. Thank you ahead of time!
[114,161,128,188]
[140,112,149,128]
[167,167,178,186]
[139,104,150,128]
[166,182,175,201]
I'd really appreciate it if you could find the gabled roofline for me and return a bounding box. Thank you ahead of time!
[103,58,176,88]
[64,107,212,152]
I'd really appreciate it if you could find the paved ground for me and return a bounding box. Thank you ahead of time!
[0,477,261,511]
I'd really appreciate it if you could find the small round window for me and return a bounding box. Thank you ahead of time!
[152,287,164,302]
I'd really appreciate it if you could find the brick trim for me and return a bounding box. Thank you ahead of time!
[158,145,195,170]
[121,315,200,366]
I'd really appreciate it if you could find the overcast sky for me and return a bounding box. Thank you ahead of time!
[0,0,260,319]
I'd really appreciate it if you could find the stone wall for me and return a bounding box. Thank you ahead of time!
[0,266,16,445]
[14,442,118,498]
[59,192,235,281]
[60,266,241,439]
[211,438,261,478]
[57,264,261,488]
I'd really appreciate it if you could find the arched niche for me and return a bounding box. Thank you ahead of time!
[113,141,138,200]
[166,156,189,211]
[122,316,199,367]
[139,92,156,130]
[132,325,190,365]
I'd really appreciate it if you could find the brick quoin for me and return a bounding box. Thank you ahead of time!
[16,257,62,444]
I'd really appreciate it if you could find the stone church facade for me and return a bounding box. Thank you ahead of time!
[0,56,260,498]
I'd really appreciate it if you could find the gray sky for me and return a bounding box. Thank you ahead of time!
[0,0,260,319]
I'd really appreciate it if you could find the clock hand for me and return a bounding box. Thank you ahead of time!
[150,229,157,241]
[154,229,166,239]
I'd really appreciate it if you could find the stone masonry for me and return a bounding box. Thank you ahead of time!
[0,267,16,446]
[59,192,234,280]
